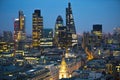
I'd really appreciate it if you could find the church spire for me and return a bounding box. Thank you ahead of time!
[59,55,69,79]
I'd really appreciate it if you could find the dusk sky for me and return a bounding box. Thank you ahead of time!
[0,0,120,34]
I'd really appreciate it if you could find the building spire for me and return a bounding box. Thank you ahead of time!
[59,55,69,79]
[68,0,71,5]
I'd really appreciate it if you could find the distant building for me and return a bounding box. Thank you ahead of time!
[92,24,102,47]
[18,10,26,41]
[0,31,14,53]
[92,24,102,36]
[82,32,90,49]
[43,28,53,38]
[113,27,120,44]
[54,15,64,47]
[113,27,120,35]
[0,42,8,52]
[14,10,26,51]
[25,35,32,50]
[14,11,26,50]
[3,31,13,42]
[32,9,43,49]
[14,18,19,42]
[57,26,67,48]
[0,33,3,42]
[40,28,53,48]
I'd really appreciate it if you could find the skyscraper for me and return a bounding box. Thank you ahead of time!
[54,15,64,47]
[14,11,26,51]
[113,27,120,44]
[14,18,19,42]
[57,26,67,48]
[93,24,102,33]
[32,9,43,49]
[19,11,25,34]
[66,2,76,34]
[66,2,77,47]
[18,10,26,41]
[40,28,53,48]
[92,24,102,47]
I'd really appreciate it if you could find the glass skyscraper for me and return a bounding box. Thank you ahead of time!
[66,2,77,47]
[19,11,25,34]
[66,2,76,34]
[14,10,26,51]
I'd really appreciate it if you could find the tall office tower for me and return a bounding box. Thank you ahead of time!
[54,15,64,47]
[14,11,26,51]
[57,26,67,48]
[92,24,102,47]
[14,18,19,52]
[32,9,43,49]
[19,11,25,33]
[19,10,26,40]
[66,2,77,47]
[14,18,19,41]
[113,27,120,44]
[82,32,90,49]
[18,10,26,50]
[66,2,76,34]
[3,31,13,42]
[40,28,53,48]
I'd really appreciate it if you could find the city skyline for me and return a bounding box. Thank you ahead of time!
[0,0,120,34]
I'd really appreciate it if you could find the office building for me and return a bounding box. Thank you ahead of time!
[57,26,67,48]
[14,18,19,41]
[14,11,26,51]
[66,2,77,47]
[40,28,53,48]
[18,10,26,50]
[92,24,102,47]
[66,2,76,34]
[113,27,120,44]
[92,24,102,37]
[18,10,26,40]
[54,15,64,47]
[3,31,13,42]
[32,9,43,49]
